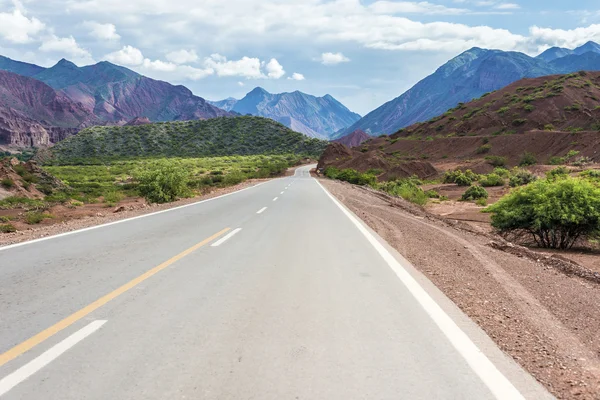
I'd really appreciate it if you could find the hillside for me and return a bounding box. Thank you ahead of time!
[210,87,360,139]
[45,116,328,163]
[0,56,233,148]
[340,41,600,137]
[320,71,600,175]
[0,70,98,147]
[333,129,370,147]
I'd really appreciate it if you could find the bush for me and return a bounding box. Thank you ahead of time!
[1,178,14,189]
[476,144,492,154]
[135,161,191,203]
[486,177,600,249]
[0,223,16,233]
[379,180,428,205]
[325,168,377,187]
[475,198,488,206]
[493,167,510,178]
[519,152,537,166]
[444,169,476,186]
[509,169,537,187]
[485,156,508,167]
[103,190,124,205]
[548,156,564,165]
[455,173,474,186]
[223,170,246,186]
[546,166,569,179]
[25,211,52,225]
[462,185,488,201]
[479,173,505,187]
[581,169,600,179]
[425,189,441,198]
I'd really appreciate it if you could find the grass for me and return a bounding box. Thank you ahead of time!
[24,211,53,225]
[0,223,16,233]
[43,155,304,205]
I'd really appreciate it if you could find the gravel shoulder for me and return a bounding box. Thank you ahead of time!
[320,178,600,400]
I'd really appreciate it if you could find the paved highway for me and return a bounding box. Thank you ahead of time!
[0,165,552,399]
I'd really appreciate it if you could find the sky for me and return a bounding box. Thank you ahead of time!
[1,1,600,115]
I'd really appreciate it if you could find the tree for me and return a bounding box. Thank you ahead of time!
[135,161,191,203]
[485,177,600,249]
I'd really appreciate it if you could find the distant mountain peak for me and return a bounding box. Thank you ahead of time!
[54,58,78,69]
[212,88,360,138]
[574,41,600,55]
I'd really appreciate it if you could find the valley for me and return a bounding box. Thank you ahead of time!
[2,37,600,400]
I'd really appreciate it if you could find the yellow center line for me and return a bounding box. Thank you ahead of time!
[0,227,231,367]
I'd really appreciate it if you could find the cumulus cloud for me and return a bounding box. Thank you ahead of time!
[0,7,44,43]
[104,45,144,65]
[321,52,350,65]
[39,35,94,63]
[165,49,199,64]
[368,1,468,15]
[204,54,264,78]
[265,58,285,79]
[494,3,520,10]
[288,72,305,81]
[82,21,120,41]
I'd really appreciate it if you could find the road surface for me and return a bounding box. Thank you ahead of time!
[0,165,552,399]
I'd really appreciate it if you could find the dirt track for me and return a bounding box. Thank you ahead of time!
[321,178,600,399]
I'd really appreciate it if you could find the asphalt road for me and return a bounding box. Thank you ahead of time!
[0,165,553,399]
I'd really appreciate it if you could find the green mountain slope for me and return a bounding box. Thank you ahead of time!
[46,116,328,163]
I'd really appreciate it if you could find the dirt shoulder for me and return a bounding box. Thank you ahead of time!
[0,178,270,247]
[320,178,600,400]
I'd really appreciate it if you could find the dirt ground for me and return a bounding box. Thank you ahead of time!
[321,178,600,400]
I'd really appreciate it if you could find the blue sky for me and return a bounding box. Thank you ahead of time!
[0,0,600,115]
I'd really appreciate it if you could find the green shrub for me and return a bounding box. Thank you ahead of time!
[1,178,14,189]
[476,144,492,154]
[379,180,428,205]
[0,223,16,233]
[486,177,600,249]
[519,152,537,166]
[497,107,510,115]
[581,169,600,179]
[425,190,440,198]
[493,167,510,178]
[485,156,508,167]
[523,104,535,112]
[103,190,124,204]
[462,185,489,201]
[135,161,191,203]
[476,198,488,206]
[223,170,246,186]
[336,169,377,186]
[509,169,537,187]
[548,156,564,165]
[25,211,52,225]
[366,168,383,175]
[479,173,504,187]
[455,173,474,186]
[546,166,570,179]
[512,118,527,126]
[544,124,555,131]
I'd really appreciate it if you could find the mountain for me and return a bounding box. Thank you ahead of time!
[333,129,370,147]
[536,47,573,62]
[46,116,328,163]
[0,55,44,77]
[0,56,234,148]
[209,87,361,139]
[0,70,98,147]
[28,59,231,123]
[319,71,600,176]
[340,41,600,138]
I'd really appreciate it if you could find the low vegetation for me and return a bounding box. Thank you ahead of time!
[46,116,327,164]
[486,176,600,249]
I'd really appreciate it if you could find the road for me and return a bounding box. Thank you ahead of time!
[0,165,552,399]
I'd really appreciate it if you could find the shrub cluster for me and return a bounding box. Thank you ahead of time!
[461,185,488,201]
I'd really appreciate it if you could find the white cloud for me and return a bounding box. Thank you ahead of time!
[288,72,305,81]
[321,52,350,65]
[141,58,177,71]
[177,65,214,80]
[529,25,600,50]
[39,35,93,63]
[104,45,144,65]
[204,53,264,78]
[165,49,198,64]
[494,3,520,10]
[368,1,468,15]
[0,7,44,43]
[238,81,245,86]
[265,58,285,79]
[82,21,120,41]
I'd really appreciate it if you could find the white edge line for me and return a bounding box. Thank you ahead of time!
[210,228,242,247]
[0,320,107,396]
[273,197,278,202]
[256,207,267,214]
[313,179,525,400]
[0,180,274,252]
[280,191,284,195]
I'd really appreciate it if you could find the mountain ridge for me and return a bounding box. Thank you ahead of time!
[209,87,361,139]
[340,41,600,138]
